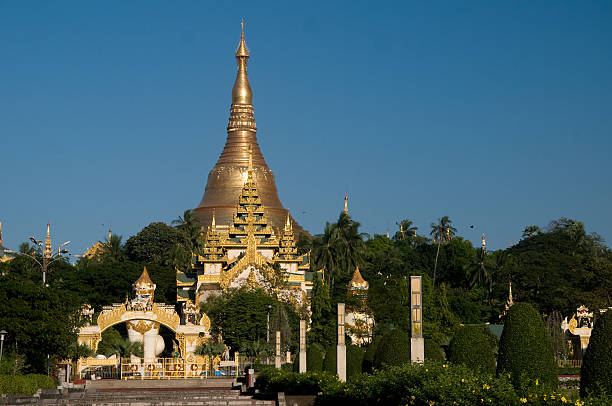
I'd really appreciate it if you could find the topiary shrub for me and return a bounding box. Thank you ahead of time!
[346,345,365,379]
[362,335,382,373]
[424,338,445,362]
[580,310,612,397]
[373,329,411,369]
[448,325,496,374]
[307,343,325,372]
[497,303,557,390]
[323,345,336,374]
[0,374,56,395]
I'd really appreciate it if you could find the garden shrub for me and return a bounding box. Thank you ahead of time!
[255,369,341,395]
[497,303,557,390]
[448,325,496,374]
[373,329,410,369]
[346,345,365,379]
[315,361,597,406]
[425,338,445,361]
[581,310,612,397]
[307,343,325,372]
[323,345,336,374]
[0,374,56,395]
[362,335,382,373]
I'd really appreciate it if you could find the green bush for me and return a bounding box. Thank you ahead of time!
[323,345,336,374]
[497,303,557,390]
[316,361,602,406]
[448,325,496,374]
[255,369,341,395]
[425,338,446,361]
[581,310,612,397]
[0,374,56,395]
[307,343,325,372]
[373,329,410,369]
[346,345,365,379]
[362,335,382,373]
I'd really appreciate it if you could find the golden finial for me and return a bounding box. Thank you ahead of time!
[344,193,348,214]
[386,228,389,239]
[44,222,52,259]
[108,226,112,242]
[211,210,216,229]
[236,19,249,58]
[481,232,486,250]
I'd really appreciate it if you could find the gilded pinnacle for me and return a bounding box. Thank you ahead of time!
[232,22,253,105]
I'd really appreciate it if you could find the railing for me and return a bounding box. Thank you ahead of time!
[557,359,582,368]
[120,358,211,380]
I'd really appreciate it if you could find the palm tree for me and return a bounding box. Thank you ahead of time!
[395,219,418,240]
[101,234,125,262]
[19,242,37,255]
[102,338,143,358]
[311,222,340,289]
[430,216,456,286]
[172,209,201,253]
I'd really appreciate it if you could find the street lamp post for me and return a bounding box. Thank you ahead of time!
[5,223,70,285]
[0,330,7,365]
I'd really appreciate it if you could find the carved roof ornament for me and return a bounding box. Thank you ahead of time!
[133,267,156,305]
[349,267,369,291]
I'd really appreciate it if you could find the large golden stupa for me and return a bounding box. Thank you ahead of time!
[193,24,307,236]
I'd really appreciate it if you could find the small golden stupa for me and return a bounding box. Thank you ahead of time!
[192,23,307,236]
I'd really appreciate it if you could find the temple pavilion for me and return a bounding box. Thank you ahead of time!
[177,149,313,306]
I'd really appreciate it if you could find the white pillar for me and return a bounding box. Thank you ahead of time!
[299,320,306,373]
[275,331,281,369]
[410,276,424,363]
[337,303,346,382]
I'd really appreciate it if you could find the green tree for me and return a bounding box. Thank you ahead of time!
[580,310,612,397]
[308,278,335,348]
[101,234,126,263]
[521,225,541,239]
[124,222,190,269]
[448,325,496,374]
[497,303,557,390]
[0,259,80,373]
[430,216,456,286]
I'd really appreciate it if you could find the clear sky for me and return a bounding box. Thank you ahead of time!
[1,1,611,258]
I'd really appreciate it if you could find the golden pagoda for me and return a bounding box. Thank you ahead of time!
[192,23,307,236]
[178,147,312,305]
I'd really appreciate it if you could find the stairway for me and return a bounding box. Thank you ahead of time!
[0,378,276,405]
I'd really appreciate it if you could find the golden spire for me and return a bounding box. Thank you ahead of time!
[508,281,513,304]
[344,193,348,214]
[285,211,291,232]
[481,232,486,250]
[44,222,52,259]
[211,210,216,229]
[232,21,252,105]
[108,226,112,242]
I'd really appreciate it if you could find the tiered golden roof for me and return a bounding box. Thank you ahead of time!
[134,267,155,289]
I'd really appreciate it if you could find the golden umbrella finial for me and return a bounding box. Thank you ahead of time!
[211,210,216,229]
[344,193,348,214]
[236,19,249,58]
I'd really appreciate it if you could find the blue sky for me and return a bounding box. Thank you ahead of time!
[1,1,611,257]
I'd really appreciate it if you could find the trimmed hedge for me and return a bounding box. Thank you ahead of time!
[346,345,365,379]
[307,343,325,372]
[448,325,496,374]
[0,374,56,395]
[581,310,612,397]
[497,303,557,390]
[255,368,340,395]
[425,338,446,361]
[362,335,382,373]
[373,329,410,369]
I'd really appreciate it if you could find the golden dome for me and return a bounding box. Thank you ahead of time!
[349,267,369,290]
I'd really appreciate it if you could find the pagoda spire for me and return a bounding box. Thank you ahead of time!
[108,226,112,242]
[0,221,3,247]
[232,20,253,106]
[481,232,486,251]
[344,193,348,214]
[44,222,52,259]
[211,210,216,229]
[193,23,308,237]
